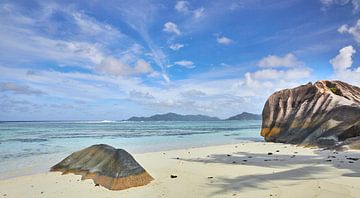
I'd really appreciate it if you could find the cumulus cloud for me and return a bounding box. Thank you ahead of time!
[174,60,195,68]
[216,36,233,45]
[96,57,154,76]
[338,19,360,43]
[0,82,44,95]
[330,46,360,85]
[258,53,305,68]
[169,43,185,51]
[330,45,356,71]
[163,22,181,35]
[320,0,360,12]
[175,1,190,12]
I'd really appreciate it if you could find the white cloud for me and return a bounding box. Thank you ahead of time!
[96,57,133,76]
[338,19,360,43]
[175,1,189,12]
[249,68,311,80]
[163,22,181,35]
[71,12,122,40]
[162,74,170,83]
[320,0,360,12]
[134,59,154,74]
[258,53,305,68]
[175,1,204,19]
[174,60,195,68]
[0,82,44,95]
[216,36,233,45]
[330,46,360,85]
[330,45,356,71]
[193,7,205,18]
[96,57,154,76]
[169,43,185,51]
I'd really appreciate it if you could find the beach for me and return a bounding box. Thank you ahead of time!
[1,142,360,198]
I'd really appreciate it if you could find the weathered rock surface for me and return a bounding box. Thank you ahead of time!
[51,144,153,190]
[260,80,360,148]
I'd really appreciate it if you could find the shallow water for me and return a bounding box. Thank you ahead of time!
[0,120,262,179]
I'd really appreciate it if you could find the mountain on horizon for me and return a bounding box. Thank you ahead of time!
[127,112,221,121]
[127,112,261,121]
[225,112,261,120]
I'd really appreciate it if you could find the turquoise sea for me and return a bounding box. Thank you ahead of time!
[0,120,262,179]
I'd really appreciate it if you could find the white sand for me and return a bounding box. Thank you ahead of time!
[1,142,360,198]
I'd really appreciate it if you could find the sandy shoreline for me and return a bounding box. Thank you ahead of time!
[1,142,360,198]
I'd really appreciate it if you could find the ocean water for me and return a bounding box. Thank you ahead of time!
[0,120,262,179]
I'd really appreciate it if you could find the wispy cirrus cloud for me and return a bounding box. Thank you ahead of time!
[0,82,44,95]
[338,19,360,43]
[320,0,360,13]
[169,43,185,51]
[174,60,195,68]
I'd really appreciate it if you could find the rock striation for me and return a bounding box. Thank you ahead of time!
[51,144,153,190]
[260,80,360,149]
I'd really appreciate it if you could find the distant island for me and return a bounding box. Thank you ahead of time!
[127,112,261,121]
[226,112,262,120]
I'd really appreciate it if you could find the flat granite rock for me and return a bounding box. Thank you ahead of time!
[51,144,153,190]
[260,80,360,148]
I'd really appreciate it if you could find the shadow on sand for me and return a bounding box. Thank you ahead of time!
[178,149,360,195]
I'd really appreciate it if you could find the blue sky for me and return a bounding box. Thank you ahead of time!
[0,0,359,120]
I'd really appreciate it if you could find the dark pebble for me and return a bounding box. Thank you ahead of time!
[276,150,280,152]
[349,161,354,163]
[268,152,273,155]
[227,154,231,157]
[170,175,177,178]
[243,160,247,162]
[3,194,7,197]
[40,192,44,194]
[248,156,253,158]
[95,184,100,186]
[325,159,332,162]
[232,161,236,164]
[346,157,359,161]
[176,157,180,160]
[208,176,213,179]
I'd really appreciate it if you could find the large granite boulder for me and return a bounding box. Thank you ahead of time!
[51,144,153,190]
[260,80,360,148]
